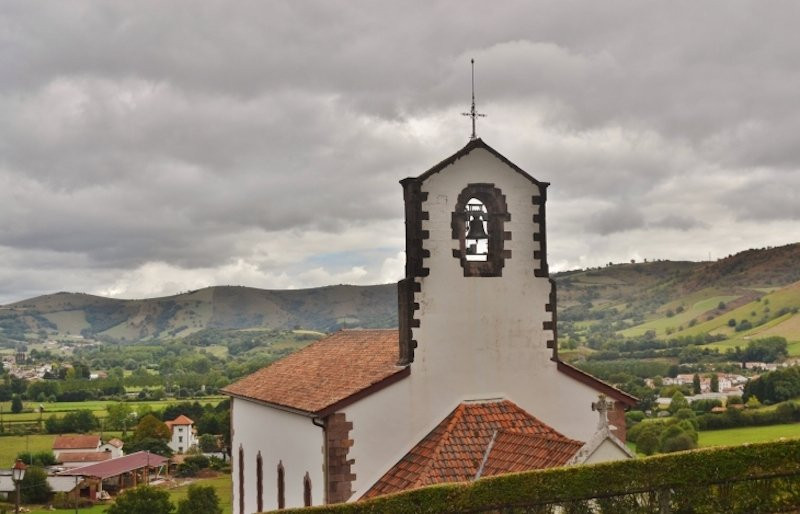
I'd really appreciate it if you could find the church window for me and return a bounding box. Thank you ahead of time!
[277,461,285,509]
[451,184,510,277]
[303,472,312,507]
[256,452,263,512]
[238,446,245,514]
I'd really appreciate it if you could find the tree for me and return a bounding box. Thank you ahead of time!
[710,374,719,393]
[106,402,134,432]
[107,486,174,514]
[17,451,57,467]
[46,410,99,434]
[124,437,173,457]
[692,374,701,395]
[177,485,222,514]
[20,466,51,503]
[199,434,218,453]
[668,391,690,414]
[134,414,171,441]
[11,394,23,413]
[636,426,661,456]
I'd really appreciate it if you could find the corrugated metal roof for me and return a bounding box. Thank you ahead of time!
[58,452,168,479]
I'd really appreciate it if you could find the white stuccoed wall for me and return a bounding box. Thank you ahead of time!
[583,439,629,464]
[346,147,612,499]
[231,398,324,512]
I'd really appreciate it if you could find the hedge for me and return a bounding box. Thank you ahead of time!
[274,438,800,514]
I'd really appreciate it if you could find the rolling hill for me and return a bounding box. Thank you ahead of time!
[1,242,799,348]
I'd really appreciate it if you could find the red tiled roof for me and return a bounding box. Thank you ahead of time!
[105,438,124,448]
[53,435,101,450]
[363,400,583,499]
[58,451,111,464]
[222,329,408,415]
[59,452,168,480]
[166,414,194,430]
[482,431,583,477]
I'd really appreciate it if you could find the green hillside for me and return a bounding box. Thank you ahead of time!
[2,242,799,351]
[0,284,397,344]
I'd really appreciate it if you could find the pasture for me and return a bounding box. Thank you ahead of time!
[0,396,227,427]
[698,423,800,447]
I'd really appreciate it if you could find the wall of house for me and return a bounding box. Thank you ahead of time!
[345,147,622,500]
[231,398,324,512]
[99,444,123,459]
[169,424,196,453]
[583,439,630,464]
[54,446,100,456]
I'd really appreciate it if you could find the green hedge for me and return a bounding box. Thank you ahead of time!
[274,439,800,514]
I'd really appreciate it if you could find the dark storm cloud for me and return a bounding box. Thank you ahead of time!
[1,0,799,302]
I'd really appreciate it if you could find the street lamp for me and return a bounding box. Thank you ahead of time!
[12,458,26,514]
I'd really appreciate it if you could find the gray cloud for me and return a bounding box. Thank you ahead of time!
[1,0,799,303]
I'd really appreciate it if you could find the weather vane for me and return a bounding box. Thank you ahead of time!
[462,58,486,141]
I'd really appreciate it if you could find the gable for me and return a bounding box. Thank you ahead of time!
[413,138,548,187]
[362,399,583,499]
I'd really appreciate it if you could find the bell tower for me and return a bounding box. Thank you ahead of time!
[397,138,554,370]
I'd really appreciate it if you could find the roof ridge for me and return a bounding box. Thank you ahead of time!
[411,403,468,489]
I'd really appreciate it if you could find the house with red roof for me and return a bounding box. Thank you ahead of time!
[53,434,101,456]
[164,415,196,453]
[224,138,637,511]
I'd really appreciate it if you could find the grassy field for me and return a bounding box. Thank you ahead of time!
[0,397,227,425]
[698,423,800,447]
[166,475,232,514]
[622,294,740,338]
[0,433,56,466]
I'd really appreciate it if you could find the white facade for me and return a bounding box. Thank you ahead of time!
[99,442,124,459]
[229,141,634,511]
[168,421,197,454]
[344,146,627,497]
[231,398,324,513]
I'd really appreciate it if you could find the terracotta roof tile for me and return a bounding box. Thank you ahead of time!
[363,400,583,499]
[166,415,193,426]
[222,329,407,414]
[58,451,112,464]
[53,435,101,450]
[482,431,583,476]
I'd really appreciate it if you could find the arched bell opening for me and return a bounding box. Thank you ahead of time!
[451,183,510,277]
[465,198,489,261]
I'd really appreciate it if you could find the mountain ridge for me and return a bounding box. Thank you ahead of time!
[1,243,798,345]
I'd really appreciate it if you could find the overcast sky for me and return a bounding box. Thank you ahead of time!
[1,1,799,304]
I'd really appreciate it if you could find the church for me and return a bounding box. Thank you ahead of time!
[223,136,637,512]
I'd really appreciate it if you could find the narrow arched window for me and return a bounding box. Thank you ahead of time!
[256,452,263,512]
[452,183,510,277]
[303,472,312,507]
[277,461,285,510]
[238,445,245,514]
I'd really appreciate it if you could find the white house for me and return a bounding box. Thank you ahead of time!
[224,138,637,512]
[165,415,196,453]
[99,438,124,459]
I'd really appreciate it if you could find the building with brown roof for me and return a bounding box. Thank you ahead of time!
[224,138,637,512]
[164,415,196,454]
[58,451,112,469]
[53,434,102,463]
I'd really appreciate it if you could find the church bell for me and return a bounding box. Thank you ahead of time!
[466,213,488,240]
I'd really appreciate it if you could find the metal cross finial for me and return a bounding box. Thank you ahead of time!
[462,58,486,141]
